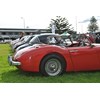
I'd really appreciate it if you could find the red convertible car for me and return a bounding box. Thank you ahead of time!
[8,35,100,76]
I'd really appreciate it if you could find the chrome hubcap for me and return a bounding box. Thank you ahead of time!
[45,58,61,76]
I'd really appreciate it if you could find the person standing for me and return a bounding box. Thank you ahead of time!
[19,31,25,39]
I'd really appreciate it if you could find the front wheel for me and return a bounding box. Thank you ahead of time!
[40,54,66,76]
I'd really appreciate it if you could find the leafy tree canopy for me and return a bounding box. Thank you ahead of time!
[49,16,74,34]
[88,16,99,33]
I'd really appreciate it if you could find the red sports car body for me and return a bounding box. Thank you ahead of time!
[8,42,100,76]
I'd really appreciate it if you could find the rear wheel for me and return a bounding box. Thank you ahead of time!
[40,54,66,76]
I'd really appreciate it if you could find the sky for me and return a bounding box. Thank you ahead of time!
[0,0,100,33]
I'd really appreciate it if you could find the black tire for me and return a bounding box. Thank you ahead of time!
[40,54,66,76]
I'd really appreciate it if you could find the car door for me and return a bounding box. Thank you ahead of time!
[68,46,100,71]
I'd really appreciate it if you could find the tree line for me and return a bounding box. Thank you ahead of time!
[48,16,99,34]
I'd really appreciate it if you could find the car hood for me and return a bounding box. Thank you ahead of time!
[15,43,29,51]
[18,43,29,48]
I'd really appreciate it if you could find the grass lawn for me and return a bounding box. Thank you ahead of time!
[0,44,100,83]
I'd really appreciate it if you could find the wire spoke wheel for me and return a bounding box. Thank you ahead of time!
[40,54,66,76]
[45,58,62,76]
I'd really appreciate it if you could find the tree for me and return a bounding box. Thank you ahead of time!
[88,16,99,33]
[49,16,74,34]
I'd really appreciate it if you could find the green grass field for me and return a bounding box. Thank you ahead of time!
[0,44,100,83]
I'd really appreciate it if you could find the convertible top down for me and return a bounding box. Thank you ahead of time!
[8,34,100,76]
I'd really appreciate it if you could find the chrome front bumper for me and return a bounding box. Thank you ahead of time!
[8,55,21,66]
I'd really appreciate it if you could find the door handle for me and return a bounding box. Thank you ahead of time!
[69,50,78,53]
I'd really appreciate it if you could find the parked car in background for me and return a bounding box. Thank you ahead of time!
[0,35,11,43]
[10,35,28,46]
[10,38,20,46]
[16,33,61,52]
[12,35,34,51]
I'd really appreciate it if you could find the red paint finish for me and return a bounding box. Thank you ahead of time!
[68,46,100,71]
[13,43,100,73]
